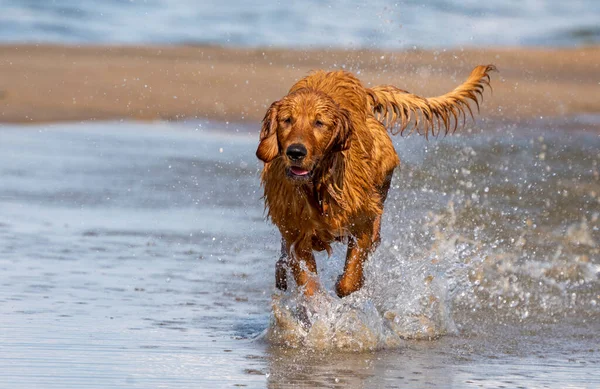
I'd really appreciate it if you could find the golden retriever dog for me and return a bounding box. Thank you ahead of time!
[256,65,495,298]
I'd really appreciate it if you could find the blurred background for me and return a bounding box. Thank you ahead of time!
[1,0,599,48]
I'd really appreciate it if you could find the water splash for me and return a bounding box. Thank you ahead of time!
[264,269,458,351]
[263,196,599,351]
[263,204,471,351]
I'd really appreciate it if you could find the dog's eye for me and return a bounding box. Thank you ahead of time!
[282,117,292,125]
[314,120,324,128]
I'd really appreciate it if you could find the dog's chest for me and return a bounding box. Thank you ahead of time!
[299,191,350,241]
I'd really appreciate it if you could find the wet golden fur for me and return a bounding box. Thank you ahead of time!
[257,65,495,297]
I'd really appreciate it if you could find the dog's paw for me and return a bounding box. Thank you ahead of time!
[295,304,312,329]
[335,274,363,298]
[296,290,336,327]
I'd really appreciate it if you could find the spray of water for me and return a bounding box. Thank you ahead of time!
[261,129,600,350]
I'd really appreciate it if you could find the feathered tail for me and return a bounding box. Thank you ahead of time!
[367,65,496,138]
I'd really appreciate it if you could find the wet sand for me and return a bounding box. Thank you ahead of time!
[1,44,599,124]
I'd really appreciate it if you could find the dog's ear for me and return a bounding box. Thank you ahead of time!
[256,101,280,163]
[328,107,352,152]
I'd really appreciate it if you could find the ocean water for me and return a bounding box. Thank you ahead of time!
[0,0,599,48]
[0,118,598,387]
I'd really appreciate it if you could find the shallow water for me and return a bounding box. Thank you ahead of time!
[0,118,599,388]
[1,0,599,48]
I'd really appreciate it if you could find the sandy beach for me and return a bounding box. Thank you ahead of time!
[1,44,599,125]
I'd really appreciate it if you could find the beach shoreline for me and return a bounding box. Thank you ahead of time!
[1,44,599,126]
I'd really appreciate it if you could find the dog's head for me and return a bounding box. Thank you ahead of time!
[256,89,352,182]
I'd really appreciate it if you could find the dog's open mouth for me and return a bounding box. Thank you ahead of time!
[287,166,312,180]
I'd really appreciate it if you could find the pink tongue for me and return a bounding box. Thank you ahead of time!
[290,166,310,176]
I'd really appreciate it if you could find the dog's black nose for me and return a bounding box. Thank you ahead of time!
[286,144,307,161]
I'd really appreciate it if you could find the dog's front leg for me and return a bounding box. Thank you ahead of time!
[275,238,289,291]
[289,245,319,297]
[336,231,374,297]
